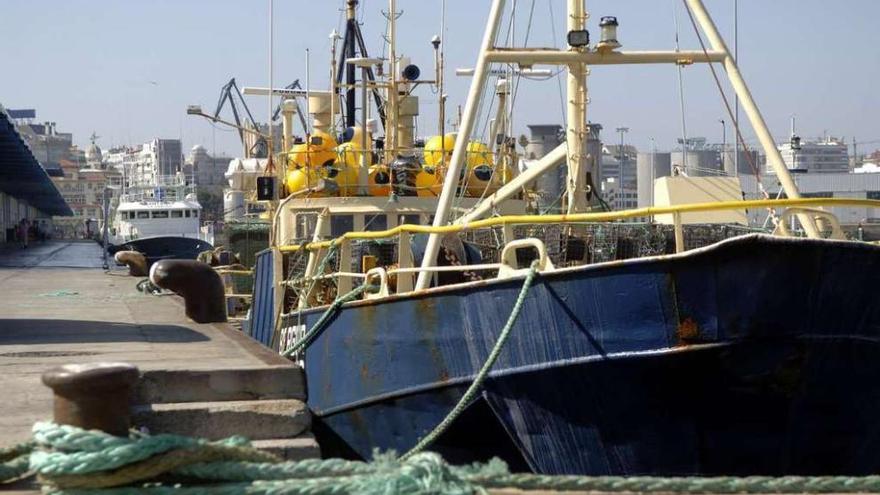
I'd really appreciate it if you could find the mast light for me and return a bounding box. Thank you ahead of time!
[597,16,621,52]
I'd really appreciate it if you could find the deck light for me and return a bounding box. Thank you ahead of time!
[567,29,590,48]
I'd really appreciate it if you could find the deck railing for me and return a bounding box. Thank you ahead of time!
[277,197,880,254]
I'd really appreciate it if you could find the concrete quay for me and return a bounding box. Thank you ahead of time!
[0,241,317,491]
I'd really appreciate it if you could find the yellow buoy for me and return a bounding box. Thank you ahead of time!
[423,133,456,167]
[367,165,392,197]
[285,167,325,196]
[335,142,373,168]
[288,130,338,169]
[325,160,360,196]
[346,125,372,147]
[415,167,443,197]
[465,141,493,168]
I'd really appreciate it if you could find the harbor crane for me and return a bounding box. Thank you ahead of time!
[212,78,267,158]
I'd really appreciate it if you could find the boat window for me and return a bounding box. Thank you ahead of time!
[185,210,191,218]
[171,210,183,218]
[192,210,199,218]
[137,211,150,219]
[152,211,169,219]
[399,214,421,226]
[295,212,319,240]
[330,215,354,237]
[364,214,388,232]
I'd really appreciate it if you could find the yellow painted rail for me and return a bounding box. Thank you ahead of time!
[278,197,880,253]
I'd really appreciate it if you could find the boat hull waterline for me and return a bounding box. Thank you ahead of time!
[289,234,880,475]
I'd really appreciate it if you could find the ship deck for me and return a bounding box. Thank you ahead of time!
[0,240,284,444]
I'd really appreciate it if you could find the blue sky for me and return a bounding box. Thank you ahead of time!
[2,0,878,157]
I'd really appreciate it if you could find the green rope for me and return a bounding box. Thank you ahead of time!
[402,261,540,460]
[472,474,880,493]
[11,421,880,493]
[29,422,250,476]
[281,284,368,358]
[0,441,33,483]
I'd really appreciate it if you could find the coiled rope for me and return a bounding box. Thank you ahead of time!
[9,421,880,494]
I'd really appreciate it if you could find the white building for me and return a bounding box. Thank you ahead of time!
[102,139,184,188]
[601,178,638,211]
[740,173,880,226]
[776,137,849,174]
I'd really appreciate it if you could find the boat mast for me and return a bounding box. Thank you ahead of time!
[682,0,818,237]
[414,0,507,291]
[385,0,399,160]
[413,0,820,288]
[565,0,589,214]
[344,0,358,128]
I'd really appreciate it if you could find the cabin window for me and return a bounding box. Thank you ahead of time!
[192,210,199,218]
[171,210,183,218]
[330,215,354,237]
[185,210,191,218]
[399,214,421,226]
[364,214,388,232]
[152,211,169,219]
[295,212,319,240]
[137,211,150,219]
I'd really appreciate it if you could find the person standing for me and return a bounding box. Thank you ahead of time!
[18,219,29,249]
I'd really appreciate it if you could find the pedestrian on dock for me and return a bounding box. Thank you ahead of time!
[17,218,29,249]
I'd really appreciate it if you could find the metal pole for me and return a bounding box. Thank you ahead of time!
[683,0,819,238]
[359,67,370,195]
[329,30,341,136]
[387,0,398,158]
[565,0,588,214]
[415,0,506,291]
[720,118,726,173]
[673,2,689,172]
[102,187,110,270]
[650,137,656,207]
[733,0,739,176]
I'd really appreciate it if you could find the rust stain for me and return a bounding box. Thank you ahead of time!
[676,317,700,345]
[438,369,450,383]
[360,363,369,380]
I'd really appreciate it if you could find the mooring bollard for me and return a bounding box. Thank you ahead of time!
[149,259,227,324]
[41,363,140,436]
[114,250,148,277]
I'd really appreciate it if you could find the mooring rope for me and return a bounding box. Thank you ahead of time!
[8,421,880,493]
[402,261,540,460]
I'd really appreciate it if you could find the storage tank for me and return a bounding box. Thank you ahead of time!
[524,125,564,213]
[671,150,722,177]
[721,149,761,176]
[637,152,672,207]
[224,190,246,221]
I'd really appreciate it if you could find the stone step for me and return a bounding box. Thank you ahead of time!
[132,399,310,441]
[133,366,305,404]
[252,434,321,461]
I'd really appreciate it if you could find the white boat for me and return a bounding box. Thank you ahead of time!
[109,172,214,263]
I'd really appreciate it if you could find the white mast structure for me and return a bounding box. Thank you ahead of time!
[415,0,817,290]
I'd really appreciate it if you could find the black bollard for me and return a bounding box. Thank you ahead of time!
[41,363,140,436]
[150,259,228,324]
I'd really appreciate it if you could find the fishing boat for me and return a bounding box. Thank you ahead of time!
[222,0,880,476]
[109,172,213,265]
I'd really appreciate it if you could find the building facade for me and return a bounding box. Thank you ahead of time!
[776,137,849,174]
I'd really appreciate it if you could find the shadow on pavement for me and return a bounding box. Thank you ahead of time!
[0,319,210,345]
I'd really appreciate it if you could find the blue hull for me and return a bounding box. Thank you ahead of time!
[288,234,880,475]
[110,236,213,266]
